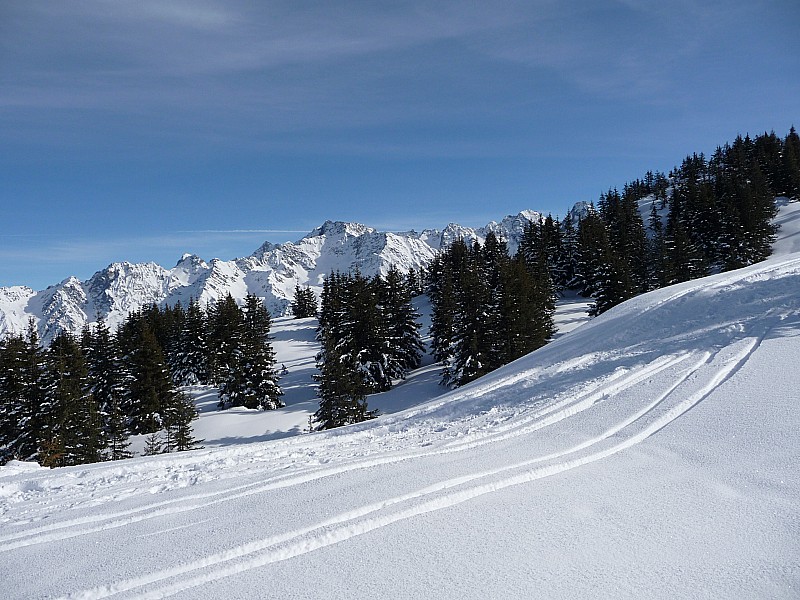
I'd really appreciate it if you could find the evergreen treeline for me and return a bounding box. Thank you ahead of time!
[427,232,556,387]
[0,293,284,466]
[525,129,800,316]
[0,316,198,467]
[313,266,423,429]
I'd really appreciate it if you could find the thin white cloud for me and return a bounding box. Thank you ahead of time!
[0,230,303,265]
[177,229,308,234]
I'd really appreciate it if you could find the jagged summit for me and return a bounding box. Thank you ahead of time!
[0,208,565,342]
[309,220,374,239]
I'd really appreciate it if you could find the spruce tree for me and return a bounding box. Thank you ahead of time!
[449,244,492,386]
[379,266,424,375]
[0,333,32,462]
[313,272,380,429]
[428,260,458,382]
[208,294,245,390]
[163,391,202,452]
[713,137,777,269]
[332,271,392,392]
[221,294,283,410]
[142,431,163,456]
[557,213,580,290]
[171,297,211,386]
[40,332,104,467]
[500,254,555,361]
[313,331,376,430]
[480,233,510,372]
[0,321,47,463]
[783,126,800,199]
[83,315,131,461]
[647,201,668,290]
[291,285,318,318]
[574,207,609,299]
[124,319,176,434]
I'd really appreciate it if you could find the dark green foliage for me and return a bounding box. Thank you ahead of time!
[428,239,469,380]
[450,249,492,385]
[646,201,669,290]
[500,254,556,360]
[0,321,46,463]
[83,315,132,460]
[39,332,104,467]
[208,294,246,387]
[122,319,175,434]
[562,130,789,315]
[428,233,555,387]
[324,270,390,392]
[313,330,376,430]
[379,266,424,375]
[575,206,613,300]
[163,391,203,452]
[712,136,778,269]
[142,431,163,456]
[219,294,283,410]
[291,285,318,318]
[521,214,563,287]
[312,266,423,429]
[783,127,800,199]
[171,297,211,386]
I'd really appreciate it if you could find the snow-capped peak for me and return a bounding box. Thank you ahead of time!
[309,220,375,239]
[0,208,565,342]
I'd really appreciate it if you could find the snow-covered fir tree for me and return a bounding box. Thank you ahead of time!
[0,321,45,463]
[39,332,104,467]
[219,294,283,410]
[291,285,318,318]
[82,315,132,461]
[170,297,211,386]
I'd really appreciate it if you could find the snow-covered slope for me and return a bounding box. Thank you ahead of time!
[0,210,544,343]
[1,203,798,598]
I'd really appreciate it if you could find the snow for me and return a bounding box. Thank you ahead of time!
[0,209,548,343]
[772,197,800,256]
[168,297,444,450]
[552,290,592,337]
[1,201,799,598]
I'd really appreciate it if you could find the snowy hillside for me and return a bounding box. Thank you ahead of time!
[0,210,544,344]
[1,202,798,598]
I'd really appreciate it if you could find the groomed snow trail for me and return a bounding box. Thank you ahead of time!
[2,252,799,599]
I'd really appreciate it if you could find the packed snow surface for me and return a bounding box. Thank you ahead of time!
[2,233,800,597]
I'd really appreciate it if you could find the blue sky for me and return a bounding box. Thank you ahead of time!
[1,0,799,290]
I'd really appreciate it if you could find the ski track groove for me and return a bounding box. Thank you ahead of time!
[59,335,761,600]
[0,352,689,553]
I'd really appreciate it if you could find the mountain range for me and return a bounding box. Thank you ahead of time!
[1,207,588,343]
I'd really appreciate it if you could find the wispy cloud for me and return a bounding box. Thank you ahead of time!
[0,230,303,266]
[176,229,307,234]
[0,1,530,132]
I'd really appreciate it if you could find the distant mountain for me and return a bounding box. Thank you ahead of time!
[0,208,578,343]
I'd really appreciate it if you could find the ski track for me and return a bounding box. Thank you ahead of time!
[0,352,691,552]
[58,335,762,600]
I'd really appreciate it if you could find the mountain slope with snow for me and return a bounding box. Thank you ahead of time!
[0,210,543,343]
[1,203,798,599]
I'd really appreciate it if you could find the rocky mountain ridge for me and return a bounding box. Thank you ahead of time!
[0,208,580,343]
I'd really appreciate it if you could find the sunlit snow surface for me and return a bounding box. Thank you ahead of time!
[1,202,799,599]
